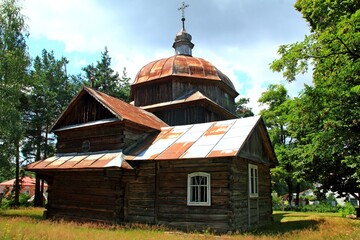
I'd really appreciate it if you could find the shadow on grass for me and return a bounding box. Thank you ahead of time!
[250,212,324,236]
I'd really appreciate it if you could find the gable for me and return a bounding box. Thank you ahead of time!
[238,124,276,166]
[53,91,116,130]
[51,86,168,132]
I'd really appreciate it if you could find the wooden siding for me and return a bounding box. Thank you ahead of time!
[153,107,225,126]
[172,79,235,113]
[132,77,236,114]
[56,123,149,154]
[133,81,173,106]
[156,159,232,232]
[122,162,156,223]
[57,93,114,128]
[229,158,272,230]
[238,125,270,164]
[44,170,123,223]
[38,156,273,232]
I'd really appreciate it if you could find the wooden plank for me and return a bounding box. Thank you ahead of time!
[154,162,159,223]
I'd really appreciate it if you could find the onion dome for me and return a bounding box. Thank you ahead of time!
[133,55,237,95]
[172,17,194,56]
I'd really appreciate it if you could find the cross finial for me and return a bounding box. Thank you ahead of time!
[178,2,189,19]
[178,2,189,29]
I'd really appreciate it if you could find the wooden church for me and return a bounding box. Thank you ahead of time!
[26,10,277,232]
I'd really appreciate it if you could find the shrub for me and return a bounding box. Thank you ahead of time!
[0,193,33,209]
[272,191,283,210]
[339,202,355,217]
[299,203,338,213]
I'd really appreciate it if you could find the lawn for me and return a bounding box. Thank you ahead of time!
[0,208,359,239]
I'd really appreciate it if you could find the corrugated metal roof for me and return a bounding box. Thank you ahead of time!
[133,55,237,93]
[26,150,133,171]
[84,87,168,131]
[126,116,262,160]
[27,116,277,171]
[51,87,168,132]
[141,91,237,119]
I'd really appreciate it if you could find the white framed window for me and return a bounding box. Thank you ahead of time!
[249,164,258,198]
[187,172,211,206]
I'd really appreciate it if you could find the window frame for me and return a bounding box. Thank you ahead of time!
[248,164,259,198]
[187,172,211,206]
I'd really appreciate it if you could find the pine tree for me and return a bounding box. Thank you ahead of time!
[0,0,31,206]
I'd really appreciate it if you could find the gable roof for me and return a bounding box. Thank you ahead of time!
[141,90,237,119]
[51,86,168,131]
[125,115,277,166]
[26,116,277,172]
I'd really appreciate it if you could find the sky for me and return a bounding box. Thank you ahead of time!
[22,0,311,114]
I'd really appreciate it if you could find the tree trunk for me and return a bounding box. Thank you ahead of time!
[34,176,42,207]
[34,128,43,207]
[286,177,293,206]
[295,183,300,206]
[14,141,20,207]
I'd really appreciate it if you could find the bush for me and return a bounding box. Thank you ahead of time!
[272,191,284,210]
[281,202,339,213]
[299,203,338,213]
[0,193,33,209]
[339,202,355,217]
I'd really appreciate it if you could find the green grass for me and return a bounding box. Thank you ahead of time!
[0,208,359,239]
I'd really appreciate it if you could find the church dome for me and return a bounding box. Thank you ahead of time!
[133,55,237,93]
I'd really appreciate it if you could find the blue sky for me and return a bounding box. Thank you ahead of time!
[22,0,311,113]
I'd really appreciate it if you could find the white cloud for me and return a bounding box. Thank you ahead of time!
[23,0,120,53]
[22,0,311,114]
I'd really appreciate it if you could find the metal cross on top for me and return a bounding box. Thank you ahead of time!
[178,1,189,19]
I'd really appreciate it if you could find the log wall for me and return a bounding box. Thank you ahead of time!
[40,157,273,232]
[56,124,149,153]
[229,158,272,230]
[172,79,236,113]
[132,77,236,114]
[44,170,123,223]
[153,107,225,126]
[122,162,156,223]
[156,159,232,232]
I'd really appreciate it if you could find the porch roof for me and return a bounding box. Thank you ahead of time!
[26,150,133,171]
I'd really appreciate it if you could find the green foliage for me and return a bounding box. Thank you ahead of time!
[82,47,131,102]
[298,203,339,213]
[235,97,254,118]
[259,84,310,205]
[270,0,360,199]
[1,193,32,209]
[339,202,356,217]
[0,0,31,207]
[22,50,81,164]
[272,191,284,210]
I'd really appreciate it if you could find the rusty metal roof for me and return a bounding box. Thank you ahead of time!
[0,176,47,187]
[133,55,237,92]
[125,115,269,161]
[52,87,168,131]
[140,90,237,119]
[27,116,277,172]
[26,150,133,171]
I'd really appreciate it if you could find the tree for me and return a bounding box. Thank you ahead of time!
[82,47,131,102]
[235,97,254,118]
[258,84,305,205]
[270,0,360,203]
[0,0,31,207]
[22,49,82,206]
